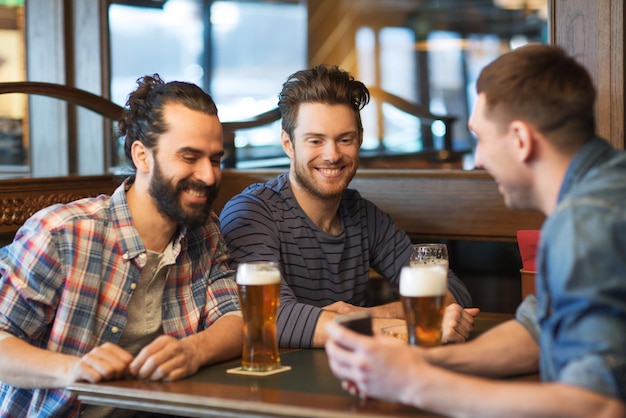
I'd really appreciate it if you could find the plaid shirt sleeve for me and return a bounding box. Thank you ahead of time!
[0,208,66,344]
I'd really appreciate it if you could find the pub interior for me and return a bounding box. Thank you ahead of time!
[1,0,623,310]
[0,0,624,416]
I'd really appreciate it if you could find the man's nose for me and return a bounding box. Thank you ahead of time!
[322,141,341,162]
[196,159,217,185]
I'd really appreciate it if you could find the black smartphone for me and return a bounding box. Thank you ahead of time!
[334,311,373,336]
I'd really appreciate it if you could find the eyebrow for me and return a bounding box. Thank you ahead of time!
[303,130,358,138]
[177,147,225,158]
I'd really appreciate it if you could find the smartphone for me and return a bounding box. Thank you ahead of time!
[334,311,373,336]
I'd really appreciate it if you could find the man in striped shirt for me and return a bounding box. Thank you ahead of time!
[220,65,477,349]
[0,74,243,417]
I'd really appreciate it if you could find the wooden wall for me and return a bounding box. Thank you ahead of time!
[550,0,625,150]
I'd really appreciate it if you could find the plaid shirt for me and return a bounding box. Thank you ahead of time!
[0,181,240,417]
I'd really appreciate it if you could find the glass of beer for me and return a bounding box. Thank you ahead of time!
[399,263,448,347]
[236,261,282,372]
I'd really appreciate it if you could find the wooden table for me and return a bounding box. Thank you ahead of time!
[71,348,445,417]
[69,312,533,418]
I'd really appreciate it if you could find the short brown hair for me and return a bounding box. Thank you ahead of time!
[277,65,370,142]
[476,44,596,150]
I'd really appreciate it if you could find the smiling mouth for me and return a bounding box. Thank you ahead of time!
[185,187,208,198]
[317,167,342,176]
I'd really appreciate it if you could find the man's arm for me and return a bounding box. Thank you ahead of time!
[0,315,244,386]
[403,357,623,418]
[0,333,133,388]
[426,319,539,377]
[325,321,624,418]
[221,191,323,348]
[0,215,134,389]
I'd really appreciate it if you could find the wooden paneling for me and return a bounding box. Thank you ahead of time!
[215,169,545,242]
[0,168,543,247]
[349,170,544,242]
[0,174,119,236]
[0,169,540,312]
[551,0,625,149]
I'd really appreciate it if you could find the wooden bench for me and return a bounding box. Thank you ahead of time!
[214,168,545,242]
[0,175,122,244]
[1,168,543,313]
[0,168,544,241]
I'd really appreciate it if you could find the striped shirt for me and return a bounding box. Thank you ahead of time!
[0,180,240,417]
[220,172,471,348]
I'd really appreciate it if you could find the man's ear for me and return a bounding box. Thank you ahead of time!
[281,130,294,159]
[131,141,151,173]
[510,120,534,162]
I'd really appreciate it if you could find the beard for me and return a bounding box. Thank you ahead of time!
[149,160,219,229]
[291,152,357,200]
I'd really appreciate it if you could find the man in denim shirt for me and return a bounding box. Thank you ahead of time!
[325,44,626,417]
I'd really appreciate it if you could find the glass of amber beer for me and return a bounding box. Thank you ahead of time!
[400,261,448,347]
[236,261,282,372]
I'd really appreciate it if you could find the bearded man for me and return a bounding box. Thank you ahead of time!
[0,74,243,417]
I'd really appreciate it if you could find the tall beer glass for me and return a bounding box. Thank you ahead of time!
[236,261,281,372]
[400,263,448,347]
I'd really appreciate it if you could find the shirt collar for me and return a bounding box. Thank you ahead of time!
[110,178,185,262]
[557,137,615,203]
[109,178,146,261]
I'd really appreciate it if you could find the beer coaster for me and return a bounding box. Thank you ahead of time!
[226,365,292,376]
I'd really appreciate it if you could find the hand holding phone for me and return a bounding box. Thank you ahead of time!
[334,311,373,336]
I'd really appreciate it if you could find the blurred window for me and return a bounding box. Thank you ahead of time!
[108,0,306,168]
[0,0,27,176]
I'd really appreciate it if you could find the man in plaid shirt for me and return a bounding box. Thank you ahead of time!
[0,74,243,417]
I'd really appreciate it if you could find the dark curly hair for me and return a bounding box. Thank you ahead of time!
[118,74,218,170]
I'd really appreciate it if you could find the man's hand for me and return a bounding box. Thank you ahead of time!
[129,335,199,382]
[325,319,429,403]
[69,342,133,384]
[323,301,367,315]
[441,304,480,344]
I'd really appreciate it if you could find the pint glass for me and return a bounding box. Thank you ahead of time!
[399,264,448,347]
[236,261,281,372]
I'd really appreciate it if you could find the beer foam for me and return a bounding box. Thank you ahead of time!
[409,259,449,269]
[236,264,281,285]
[399,265,447,297]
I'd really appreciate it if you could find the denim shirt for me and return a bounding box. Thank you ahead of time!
[516,137,626,401]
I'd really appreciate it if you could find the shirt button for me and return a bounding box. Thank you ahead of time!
[122,253,130,260]
[130,283,137,290]
[111,326,119,334]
